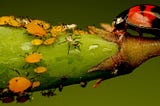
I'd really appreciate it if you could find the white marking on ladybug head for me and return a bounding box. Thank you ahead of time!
[115,17,124,25]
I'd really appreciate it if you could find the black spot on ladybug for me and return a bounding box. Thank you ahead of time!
[151,7,160,30]
[140,5,145,13]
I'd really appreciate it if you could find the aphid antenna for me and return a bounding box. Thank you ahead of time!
[8,67,21,76]
[29,74,40,81]
[25,71,30,77]
[31,49,40,54]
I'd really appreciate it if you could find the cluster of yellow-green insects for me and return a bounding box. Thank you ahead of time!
[0,16,94,103]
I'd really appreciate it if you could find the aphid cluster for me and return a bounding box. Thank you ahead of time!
[24,52,47,75]
[0,16,91,47]
[0,82,32,103]
[0,69,43,103]
[0,16,92,103]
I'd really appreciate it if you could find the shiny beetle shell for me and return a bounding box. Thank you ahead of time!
[113,4,160,37]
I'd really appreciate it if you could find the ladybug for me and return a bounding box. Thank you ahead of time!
[112,4,160,37]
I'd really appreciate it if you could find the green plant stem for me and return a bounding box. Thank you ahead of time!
[0,26,118,91]
[0,25,160,93]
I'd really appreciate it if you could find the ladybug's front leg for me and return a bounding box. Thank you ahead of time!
[113,23,128,43]
[135,27,143,37]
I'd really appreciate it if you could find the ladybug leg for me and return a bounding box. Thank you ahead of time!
[117,30,126,42]
[113,23,128,43]
[135,28,144,45]
[110,56,119,75]
[123,22,128,33]
[135,27,143,37]
[118,22,128,42]
[137,32,143,39]
[138,31,143,37]
[111,29,125,45]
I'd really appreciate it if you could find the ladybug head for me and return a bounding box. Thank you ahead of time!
[112,17,126,30]
[112,9,128,30]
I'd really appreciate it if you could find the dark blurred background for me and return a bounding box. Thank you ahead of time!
[0,0,160,106]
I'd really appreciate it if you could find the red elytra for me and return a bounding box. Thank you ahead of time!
[128,5,156,28]
[113,4,160,37]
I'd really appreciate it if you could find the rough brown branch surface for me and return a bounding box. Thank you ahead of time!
[88,26,160,77]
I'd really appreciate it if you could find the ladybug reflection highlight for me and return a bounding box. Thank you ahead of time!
[113,4,160,37]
